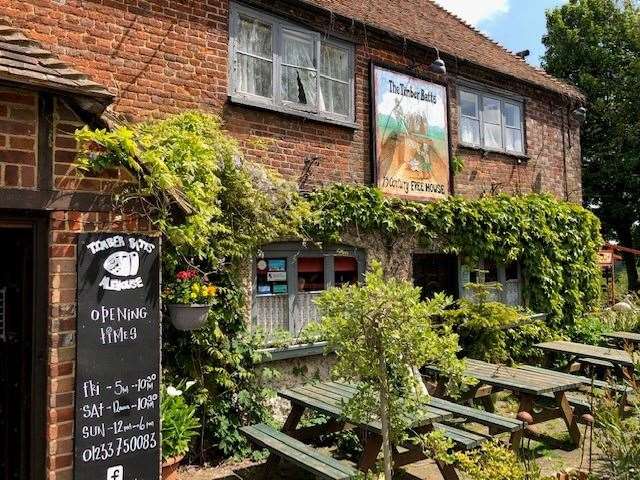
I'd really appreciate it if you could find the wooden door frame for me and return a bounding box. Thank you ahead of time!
[0,213,48,480]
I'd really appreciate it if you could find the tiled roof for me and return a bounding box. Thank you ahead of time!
[0,19,113,101]
[303,0,584,100]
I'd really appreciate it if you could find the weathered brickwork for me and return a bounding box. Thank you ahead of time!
[0,86,38,189]
[3,0,582,201]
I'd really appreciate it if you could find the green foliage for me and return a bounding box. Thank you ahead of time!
[75,112,307,461]
[543,0,640,289]
[306,184,603,328]
[163,295,277,459]
[567,314,612,346]
[593,359,640,480]
[452,441,552,480]
[445,282,521,363]
[161,382,201,461]
[316,261,467,478]
[75,111,306,270]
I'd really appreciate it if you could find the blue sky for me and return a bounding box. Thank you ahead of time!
[434,0,567,66]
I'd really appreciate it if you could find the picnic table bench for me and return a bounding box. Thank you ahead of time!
[242,380,525,480]
[425,358,585,447]
[535,341,635,379]
[603,331,640,347]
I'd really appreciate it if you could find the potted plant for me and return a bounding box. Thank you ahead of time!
[161,382,200,480]
[164,269,217,330]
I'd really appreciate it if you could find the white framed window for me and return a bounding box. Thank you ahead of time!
[252,243,365,336]
[458,87,525,155]
[229,3,355,125]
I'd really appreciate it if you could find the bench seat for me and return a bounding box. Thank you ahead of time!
[428,397,525,433]
[241,423,359,480]
[434,423,491,450]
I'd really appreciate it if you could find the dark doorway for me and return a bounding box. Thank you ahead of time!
[412,253,458,300]
[0,220,46,480]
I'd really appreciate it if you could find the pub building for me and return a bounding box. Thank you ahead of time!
[0,1,584,478]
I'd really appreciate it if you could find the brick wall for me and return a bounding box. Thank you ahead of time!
[48,211,154,480]
[2,0,582,201]
[0,86,37,189]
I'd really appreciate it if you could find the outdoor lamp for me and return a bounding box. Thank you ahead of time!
[430,48,446,75]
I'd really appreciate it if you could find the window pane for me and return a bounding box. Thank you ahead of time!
[460,91,478,118]
[282,30,315,68]
[460,117,480,145]
[238,16,272,58]
[483,123,502,149]
[256,258,287,295]
[297,257,324,292]
[282,66,317,106]
[505,127,523,153]
[504,102,521,128]
[321,43,348,81]
[483,97,501,124]
[505,262,519,281]
[320,77,348,115]
[334,257,357,287]
[237,54,273,98]
[484,260,498,283]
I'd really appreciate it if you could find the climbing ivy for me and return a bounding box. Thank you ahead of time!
[305,184,602,327]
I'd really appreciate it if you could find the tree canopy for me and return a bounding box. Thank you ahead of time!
[543,0,640,289]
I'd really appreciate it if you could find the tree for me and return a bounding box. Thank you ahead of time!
[543,0,640,290]
[315,262,466,479]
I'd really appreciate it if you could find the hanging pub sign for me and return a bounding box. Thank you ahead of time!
[74,233,161,480]
[372,65,450,201]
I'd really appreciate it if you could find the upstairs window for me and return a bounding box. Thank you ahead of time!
[459,87,525,155]
[229,3,355,124]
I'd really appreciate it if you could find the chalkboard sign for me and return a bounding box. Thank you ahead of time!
[74,233,161,480]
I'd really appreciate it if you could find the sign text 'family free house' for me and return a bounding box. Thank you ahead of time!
[74,233,161,480]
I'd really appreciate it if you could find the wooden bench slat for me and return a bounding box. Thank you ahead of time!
[535,341,634,367]
[433,423,489,450]
[241,423,358,479]
[427,397,524,432]
[517,365,631,394]
[318,382,453,420]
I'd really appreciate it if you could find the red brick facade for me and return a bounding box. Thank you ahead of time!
[3,0,583,201]
[0,2,584,479]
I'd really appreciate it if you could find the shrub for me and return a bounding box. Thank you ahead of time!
[593,360,640,479]
[567,314,612,346]
[161,382,201,461]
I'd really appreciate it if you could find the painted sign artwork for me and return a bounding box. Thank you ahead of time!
[75,233,161,480]
[373,65,450,201]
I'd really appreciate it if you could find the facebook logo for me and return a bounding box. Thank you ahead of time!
[106,466,124,480]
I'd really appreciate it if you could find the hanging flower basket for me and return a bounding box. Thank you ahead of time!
[166,303,211,331]
[163,269,217,331]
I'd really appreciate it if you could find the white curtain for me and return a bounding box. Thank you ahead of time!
[237,17,273,98]
[282,30,317,106]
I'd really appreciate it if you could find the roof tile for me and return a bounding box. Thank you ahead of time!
[303,0,583,100]
[0,18,113,100]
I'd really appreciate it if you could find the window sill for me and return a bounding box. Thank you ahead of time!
[458,143,530,162]
[257,341,331,363]
[229,94,358,130]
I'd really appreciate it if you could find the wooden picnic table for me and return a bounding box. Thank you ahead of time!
[535,340,635,379]
[426,358,585,447]
[278,381,460,479]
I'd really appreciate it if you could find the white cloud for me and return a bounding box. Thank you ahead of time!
[433,0,510,25]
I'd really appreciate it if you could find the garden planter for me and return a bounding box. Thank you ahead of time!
[167,304,210,331]
[161,455,184,480]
